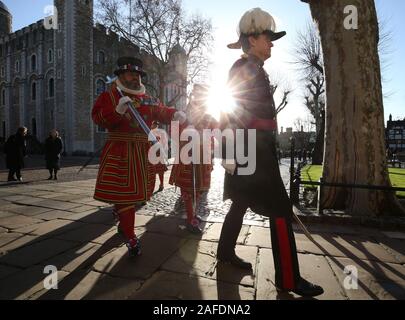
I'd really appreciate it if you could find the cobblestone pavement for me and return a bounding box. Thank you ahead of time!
[0,158,404,300]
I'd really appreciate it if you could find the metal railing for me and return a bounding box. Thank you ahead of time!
[288,139,405,215]
[290,163,405,215]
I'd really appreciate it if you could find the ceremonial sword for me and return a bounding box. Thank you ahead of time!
[77,76,167,173]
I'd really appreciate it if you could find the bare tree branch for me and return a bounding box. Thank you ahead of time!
[96,0,213,104]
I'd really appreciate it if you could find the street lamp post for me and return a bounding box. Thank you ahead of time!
[290,136,295,197]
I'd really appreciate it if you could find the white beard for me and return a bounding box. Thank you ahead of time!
[116,79,146,95]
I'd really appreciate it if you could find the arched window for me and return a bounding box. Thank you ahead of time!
[31,82,37,101]
[49,78,54,98]
[48,49,53,63]
[31,54,37,71]
[96,79,106,95]
[98,51,105,65]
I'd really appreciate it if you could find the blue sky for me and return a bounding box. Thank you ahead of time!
[3,0,404,129]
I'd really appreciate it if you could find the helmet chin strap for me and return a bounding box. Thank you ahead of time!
[116,79,146,95]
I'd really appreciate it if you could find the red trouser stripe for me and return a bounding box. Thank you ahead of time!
[276,218,295,290]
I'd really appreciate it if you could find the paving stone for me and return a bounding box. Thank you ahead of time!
[2,195,40,203]
[55,223,116,243]
[135,214,157,227]
[377,238,405,264]
[88,226,146,246]
[0,264,21,280]
[0,211,18,219]
[146,216,211,239]
[36,192,72,199]
[0,232,39,253]
[43,242,103,273]
[93,233,187,280]
[0,238,80,268]
[245,226,272,248]
[326,256,405,300]
[294,233,400,264]
[162,239,257,287]
[0,215,44,230]
[256,248,347,300]
[85,200,109,207]
[14,199,53,208]
[7,205,54,216]
[382,232,405,240]
[49,194,94,202]
[32,200,83,211]
[69,197,101,205]
[14,219,85,238]
[202,223,249,244]
[60,210,114,225]
[129,270,255,300]
[27,191,54,197]
[0,265,69,300]
[63,205,100,213]
[34,210,78,221]
[35,270,142,300]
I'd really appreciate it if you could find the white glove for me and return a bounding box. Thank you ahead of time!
[221,159,237,175]
[173,111,187,125]
[116,96,132,115]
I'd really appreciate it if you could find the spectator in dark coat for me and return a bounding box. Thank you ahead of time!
[4,127,28,182]
[45,129,63,180]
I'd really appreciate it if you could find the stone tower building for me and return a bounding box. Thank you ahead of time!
[0,1,11,38]
[0,0,187,154]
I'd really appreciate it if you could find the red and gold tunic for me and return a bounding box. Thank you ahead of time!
[169,116,218,193]
[92,84,177,204]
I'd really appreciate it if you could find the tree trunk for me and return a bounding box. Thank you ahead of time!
[307,0,404,216]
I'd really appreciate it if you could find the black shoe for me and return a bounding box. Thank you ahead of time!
[47,176,53,180]
[8,178,17,182]
[17,177,23,182]
[54,176,58,180]
[217,254,252,270]
[278,278,324,297]
[158,185,164,192]
[126,238,141,257]
[186,220,202,234]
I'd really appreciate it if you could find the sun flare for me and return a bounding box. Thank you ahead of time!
[205,84,236,121]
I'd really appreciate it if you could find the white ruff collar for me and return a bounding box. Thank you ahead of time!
[116,79,146,96]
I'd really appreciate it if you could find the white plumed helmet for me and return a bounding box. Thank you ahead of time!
[228,8,286,49]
